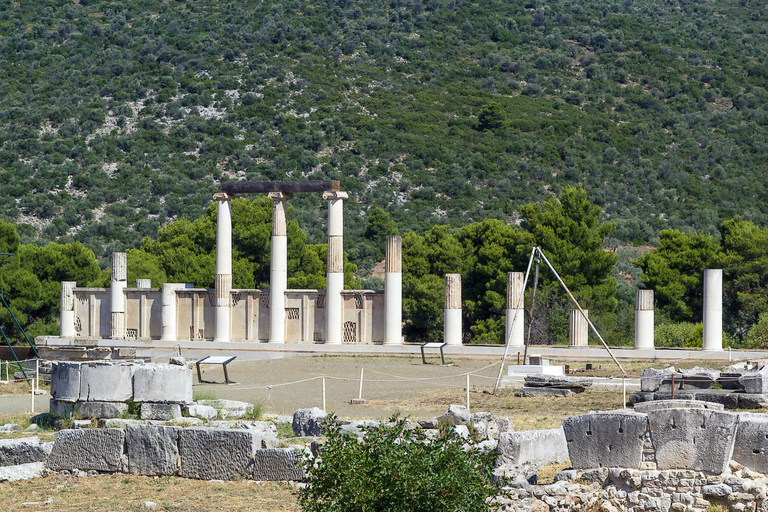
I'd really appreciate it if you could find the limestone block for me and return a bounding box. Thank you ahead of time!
[648,408,738,473]
[641,368,676,392]
[740,367,768,394]
[562,412,648,469]
[437,404,471,425]
[519,388,573,397]
[197,399,254,419]
[179,428,258,480]
[140,403,182,421]
[126,424,181,476]
[496,418,515,434]
[732,413,768,473]
[0,438,50,466]
[718,371,745,390]
[49,399,74,417]
[47,428,125,472]
[292,408,327,437]
[496,428,568,469]
[686,391,739,409]
[252,448,307,481]
[242,421,278,438]
[633,400,725,414]
[0,462,45,482]
[133,364,193,404]
[79,362,135,402]
[471,412,497,440]
[418,419,437,429]
[74,401,129,419]
[50,362,81,402]
[184,404,218,420]
[738,394,768,409]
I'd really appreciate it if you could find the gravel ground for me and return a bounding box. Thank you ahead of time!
[192,355,503,419]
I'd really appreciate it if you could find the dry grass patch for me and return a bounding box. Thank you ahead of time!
[0,474,300,511]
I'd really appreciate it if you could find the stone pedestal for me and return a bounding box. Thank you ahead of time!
[505,272,525,347]
[444,274,462,346]
[214,193,233,342]
[324,191,348,345]
[60,281,77,338]
[384,236,403,346]
[110,253,127,340]
[569,309,588,347]
[161,283,186,341]
[269,192,290,344]
[635,289,655,350]
[703,269,723,351]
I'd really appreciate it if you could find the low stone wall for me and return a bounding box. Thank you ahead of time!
[49,360,193,420]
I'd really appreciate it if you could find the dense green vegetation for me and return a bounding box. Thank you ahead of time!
[1,0,768,264]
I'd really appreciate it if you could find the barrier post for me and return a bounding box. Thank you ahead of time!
[358,369,364,400]
[322,376,326,411]
[623,377,626,409]
[466,374,470,411]
[31,377,35,413]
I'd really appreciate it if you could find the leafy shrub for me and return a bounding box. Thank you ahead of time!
[298,415,499,512]
[745,312,768,349]
[654,322,702,348]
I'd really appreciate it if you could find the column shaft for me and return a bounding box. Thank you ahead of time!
[60,281,77,337]
[569,309,589,347]
[110,252,127,340]
[269,192,290,343]
[634,289,655,350]
[161,283,184,341]
[384,236,403,345]
[505,272,525,347]
[324,191,348,344]
[444,274,462,346]
[703,269,723,351]
[214,193,233,342]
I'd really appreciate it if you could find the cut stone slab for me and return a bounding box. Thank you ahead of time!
[179,428,258,480]
[0,437,50,466]
[47,428,125,472]
[140,403,182,421]
[740,367,768,394]
[640,367,676,392]
[74,401,129,419]
[79,362,135,402]
[496,428,567,469]
[126,424,181,476]
[252,448,306,481]
[523,375,592,390]
[562,411,648,469]
[738,394,768,409]
[292,408,327,437]
[719,371,746,390]
[471,412,498,441]
[633,400,725,414]
[49,399,74,417]
[519,388,574,397]
[49,362,81,402]
[133,364,193,404]
[184,404,217,420]
[0,462,45,482]
[648,408,738,473]
[198,399,254,419]
[437,404,471,425]
[417,419,437,429]
[687,391,740,410]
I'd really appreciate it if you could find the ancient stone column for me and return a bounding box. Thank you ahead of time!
[214,193,233,342]
[160,283,185,341]
[703,269,723,351]
[505,272,525,347]
[60,281,77,338]
[269,192,290,343]
[324,191,348,345]
[384,235,403,346]
[136,279,151,288]
[444,274,462,346]
[635,289,655,350]
[569,309,588,347]
[110,252,127,340]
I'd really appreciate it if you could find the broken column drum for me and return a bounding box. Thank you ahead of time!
[634,289,654,350]
[268,192,289,344]
[214,193,233,343]
[60,281,77,337]
[505,272,525,347]
[444,274,462,346]
[110,252,127,340]
[702,269,723,351]
[569,309,588,347]
[384,235,403,346]
[161,283,185,341]
[324,191,348,345]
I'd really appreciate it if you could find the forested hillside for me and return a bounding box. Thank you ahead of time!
[1,0,768,267]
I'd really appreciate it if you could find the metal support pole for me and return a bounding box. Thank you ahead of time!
[322,376,327,411]
[466,374,470,411]
[358,369,364,400]
[623,377,626,410]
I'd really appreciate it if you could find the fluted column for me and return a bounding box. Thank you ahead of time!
[110,252,127,340]
[384,235,402,345]
[635,289,655,350]
[269,192,290,343]
[214,193,233,342]
[569,309,588,347]
[505,272,525,347]
[444,274,462,346]
[324,191,348,344]
[136,279,151,288]
[161,283,185,341]
[703,269,723,351]
[60,281,77,337]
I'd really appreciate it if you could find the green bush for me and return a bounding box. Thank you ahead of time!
[298,415,499,512]
[745,312,768,349]
[654,322,703,348]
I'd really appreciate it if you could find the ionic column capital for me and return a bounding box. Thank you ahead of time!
[322,191,348,201]
[213,192,234,201]
[267,192,291,201]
